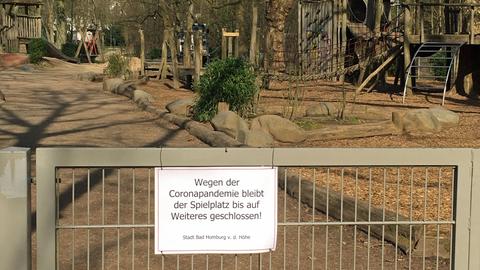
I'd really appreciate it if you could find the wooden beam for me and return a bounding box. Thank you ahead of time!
[356,47,402,94]
[404,6,412,94]
[221,28,227,59]
[139,29,145,76]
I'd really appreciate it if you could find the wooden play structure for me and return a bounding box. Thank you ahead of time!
[221,28,240,59]
[143,25,208,88]
[266,0,480,105]
[0,0,42,53]
[74,24,102,63]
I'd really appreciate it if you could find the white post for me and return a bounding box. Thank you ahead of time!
[0,147,31,270]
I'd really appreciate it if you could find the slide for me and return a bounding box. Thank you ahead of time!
[44,41,80,64]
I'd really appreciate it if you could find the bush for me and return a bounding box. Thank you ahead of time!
[104,54,129,78]
[193,58,258,121]
[28,38,47,63]
[61,42,78,57]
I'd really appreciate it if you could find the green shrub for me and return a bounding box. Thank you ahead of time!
[147,48,161,59]
[193,58,258,121]
[104,54,129,78]
[431,51,448,79]
[28,38,47,63]
[61,42,77,57]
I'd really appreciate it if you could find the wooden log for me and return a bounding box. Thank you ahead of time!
[278,168,422,254]
[356,47,402,93]
[157,40,168,80]
[221,28,227,59]
[306,120,402,141]
[139,29,145,76]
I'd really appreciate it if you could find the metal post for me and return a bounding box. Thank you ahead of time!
[0,147,31,270]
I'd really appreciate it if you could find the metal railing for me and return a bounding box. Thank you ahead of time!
[36,148,480,269]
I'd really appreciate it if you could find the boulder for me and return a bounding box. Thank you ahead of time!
[429,106,460,129]
[166,98,194,116]
[259,105,307,118]
[306,102,338,117]
[242,129,274,147]
[402,109,440,134]
[103,78,124,92]
[77,72,103,82]
[133,90,153,106]
[211,111,250,141]
[393,107,459,134]
[250,115,307,143]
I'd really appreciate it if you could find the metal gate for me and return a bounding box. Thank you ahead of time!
[36,148,480,269]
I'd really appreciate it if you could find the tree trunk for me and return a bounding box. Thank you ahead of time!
[265,0,296,72]
[56,0,67,49]
[43,0,55,43]
[236,0,247,57]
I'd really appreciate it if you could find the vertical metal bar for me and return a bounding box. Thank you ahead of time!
[283,169,287,270]
[176,255,180,270]
[325,168,330,270]
[339,169,344,270]
[102,169,105,270]
[381,168,386,269]
[449,167,454,270]
[206,254,209,269]
[234,254,238,270]
[353,168,358,270]
[221,255,224,270]
[311,169,316,270]
[132,169,135,270]
[72,170,75,270]
[191,255,194,270]
[259,254,263,270]
[87,169,90,270]
[117,169,120,270]
[56,169,59,270]
[409,168,414,269]
[148,169,151,270]
[470,150,480,270]
[249,254,252,270]
[436,169,442,270]
[367,168,372,270]
[297,170,301,270]
[395,168,400,270]
[269,250,272,270]
[423,168,428,270]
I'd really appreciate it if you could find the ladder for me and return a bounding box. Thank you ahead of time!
[403,42,464,106]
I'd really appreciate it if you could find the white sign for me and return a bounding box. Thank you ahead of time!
[155,167,277,254]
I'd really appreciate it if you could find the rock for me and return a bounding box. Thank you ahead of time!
[242,129,274,147]
[306,102,338,117]
[103,78,124,92]
[133,90,153,106]
[393,107,459,134]
[250,115,307,143]
[77,72,103,82]
[402,109,440,134]
[259,105,306,118]
[166,98,194,116]
[429,106,460,129]
[211,111,250,141]
[0,53,29,68]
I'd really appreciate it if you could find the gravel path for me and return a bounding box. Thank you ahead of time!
[0,60,205,149]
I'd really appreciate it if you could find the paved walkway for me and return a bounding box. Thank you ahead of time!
[0,60,205,149]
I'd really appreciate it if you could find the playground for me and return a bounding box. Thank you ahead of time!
[2,0,480,269]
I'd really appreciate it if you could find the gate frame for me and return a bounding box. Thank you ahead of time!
[36,148,477,270]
